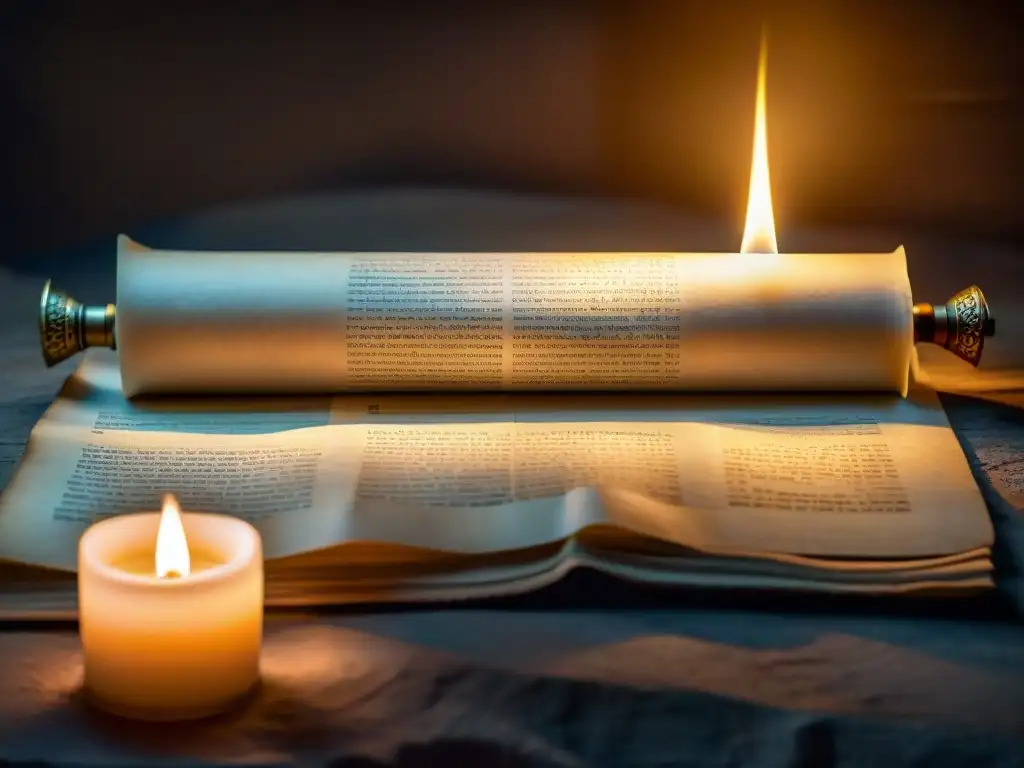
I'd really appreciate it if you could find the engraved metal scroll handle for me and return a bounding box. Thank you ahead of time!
[912,285,995,367]
[39,280,116,367]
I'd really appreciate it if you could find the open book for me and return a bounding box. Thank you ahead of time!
[0,351,994,619]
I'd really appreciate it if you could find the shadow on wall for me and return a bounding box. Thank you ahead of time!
[0,0,1022,261]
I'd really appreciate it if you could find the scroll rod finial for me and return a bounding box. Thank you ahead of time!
[913,285,994,367]
[39,280,116,367]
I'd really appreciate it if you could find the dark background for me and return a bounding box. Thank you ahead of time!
[1,0,1021,265]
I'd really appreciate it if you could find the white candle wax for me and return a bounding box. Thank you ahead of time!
[78,503,263,720]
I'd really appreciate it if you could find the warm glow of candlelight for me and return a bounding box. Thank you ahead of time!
[80,507,263,720]
[740,34,779,255]
[155,494,191,579]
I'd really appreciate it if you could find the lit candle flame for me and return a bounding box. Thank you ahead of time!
[740,34,779,255]
[155,494,191,579]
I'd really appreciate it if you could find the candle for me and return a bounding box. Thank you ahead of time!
[78,494,263,720]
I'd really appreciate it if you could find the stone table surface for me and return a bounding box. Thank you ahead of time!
[1,191,1024,767]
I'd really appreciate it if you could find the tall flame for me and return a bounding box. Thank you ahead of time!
[740,34,779,255]
[155,494,191,579]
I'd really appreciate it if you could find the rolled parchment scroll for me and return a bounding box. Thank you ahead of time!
[39,237,994,396]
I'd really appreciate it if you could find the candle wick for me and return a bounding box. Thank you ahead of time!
[161,570,183,580]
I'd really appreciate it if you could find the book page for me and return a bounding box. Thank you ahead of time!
[0,360,992,571]
[635,397,993,558]
[334,387,992,559]
[0,358,592,570]
[337,422,605,553]
[116,239,912,395]
[0,423,355,570]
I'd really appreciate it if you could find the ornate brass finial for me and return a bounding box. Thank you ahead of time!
[913,285,995,367]
[39,280,116,367]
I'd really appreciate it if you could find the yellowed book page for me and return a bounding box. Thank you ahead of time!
[0,424,355,570]
[336,421,601,553]
[332,386,990,559]
[0,419,588,572]
[618,390,993,558]
[0,364,992,572]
